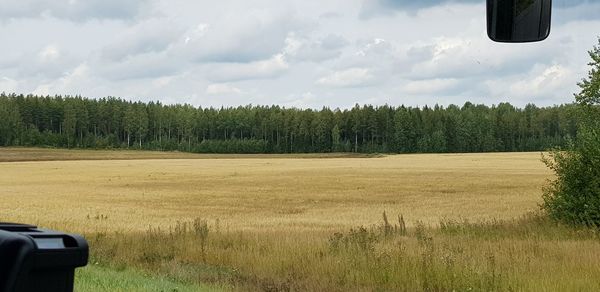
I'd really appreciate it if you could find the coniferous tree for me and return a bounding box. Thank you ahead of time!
[62,102,77,148]
[0,94,21,146]
[0,93,584,154]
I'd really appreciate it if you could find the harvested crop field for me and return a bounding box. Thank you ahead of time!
[5,148,600,291]
[0,149,548,233]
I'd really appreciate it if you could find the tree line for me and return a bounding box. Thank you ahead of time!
[0,92,581,154]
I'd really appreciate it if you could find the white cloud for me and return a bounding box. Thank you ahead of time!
[360,0,480,18]
[176,9,302,63]
[32,63,92,95]
[207,54,289,82]
[317,68,375,88]
[38,45,60,62]
[403,78,460,95]
[0,77,19,93]
[284,33,348,62]
[206,83,242,95]
[184,23,209,44]
[6,43,81,80]
[0,0,151,22]
[100,18,183,62]
[510,65,572,95]
[482,63,579,106]
[283,91,319,108]
[0,0,599,108]
[94,51,181,81]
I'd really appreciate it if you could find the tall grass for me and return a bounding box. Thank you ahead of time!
[86,213,600,291]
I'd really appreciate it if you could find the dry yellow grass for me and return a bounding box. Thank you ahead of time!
[5,148,600,291]
[0,149,549,233]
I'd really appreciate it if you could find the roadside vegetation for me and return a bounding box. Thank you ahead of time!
[542,38,600,226]
[86,213,600,291]
[75,264,224,292]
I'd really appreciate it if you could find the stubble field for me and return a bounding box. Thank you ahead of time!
[2,148,600,291]
[0,148,546,233]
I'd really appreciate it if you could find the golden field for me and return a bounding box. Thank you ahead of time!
[3,148,600,291]
[0,148,548,233]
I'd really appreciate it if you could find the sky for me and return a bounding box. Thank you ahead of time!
[0,0,599,109]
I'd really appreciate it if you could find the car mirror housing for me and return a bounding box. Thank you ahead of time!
[487,0,552,43]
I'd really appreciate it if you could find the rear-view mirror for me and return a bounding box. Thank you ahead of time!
[487,0,552,43]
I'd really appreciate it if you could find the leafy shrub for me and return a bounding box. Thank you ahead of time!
[542,38,600,226]
[542,124,600,225]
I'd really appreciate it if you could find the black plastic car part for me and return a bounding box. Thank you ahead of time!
[0,223,88,292]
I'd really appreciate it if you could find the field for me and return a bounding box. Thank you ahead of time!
[2,148,600,291]
[0,148,545,232]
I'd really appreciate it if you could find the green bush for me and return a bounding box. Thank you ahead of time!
[542,124,600,225]
[542,38,600,225]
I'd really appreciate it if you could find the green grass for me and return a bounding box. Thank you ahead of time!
[75,264,227,292]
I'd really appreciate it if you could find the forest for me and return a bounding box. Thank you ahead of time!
[0,93,581,154]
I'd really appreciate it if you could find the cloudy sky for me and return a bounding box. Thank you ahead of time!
[0,0,599,108]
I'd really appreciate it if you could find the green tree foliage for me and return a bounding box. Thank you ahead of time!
[123,104,136,148]
[63,101,77,147]
[0,95,21,146]
[0,92,581,154]
[543,38,600,225]
[576,38,600,107]
[393,107,417,153]
[331,124,342,152]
